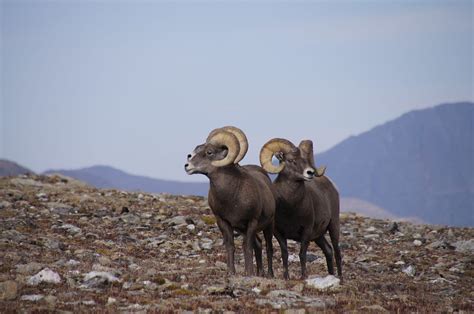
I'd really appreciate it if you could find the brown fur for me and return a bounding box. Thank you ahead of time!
[186,142,275,277]
[264,140,342,280]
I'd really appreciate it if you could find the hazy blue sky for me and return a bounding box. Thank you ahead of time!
[1,0,472,182]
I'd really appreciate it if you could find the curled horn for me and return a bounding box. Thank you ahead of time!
[206,130,240,167]
[259,138,296,174]
[299,140,326,177]
[207,126,248,164]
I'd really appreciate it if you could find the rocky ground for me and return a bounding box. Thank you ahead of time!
[0,174,473,312]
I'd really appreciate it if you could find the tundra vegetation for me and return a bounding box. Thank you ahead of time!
[0,175,472,311]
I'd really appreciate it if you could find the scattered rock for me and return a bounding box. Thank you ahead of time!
[426,240,454,250]
[44,295,57,308]
[16,262,44,275]
[200,238,213,250]
[0,281,18,300]
[305,275,340,290]
[20,294,44,301]
[107,297,117,305]
[364,234,379,239]
[59,224,82,235]
[47,202,74,214]
[120,214,141,224]
[452,239,474,253]
[360,304,389,312]
[0,200,11,209]
[413,240,422,246]
[402,265,416,277]
[164,216,188,226]
[27,268,61,285]
[81,271,121,289]
[388,222,399,233]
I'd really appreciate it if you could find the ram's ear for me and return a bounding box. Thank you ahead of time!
[316,165,326,177]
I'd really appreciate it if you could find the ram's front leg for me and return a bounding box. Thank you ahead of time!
[299,238,310,279]
[216,216,236,275]
[243,219,258,276]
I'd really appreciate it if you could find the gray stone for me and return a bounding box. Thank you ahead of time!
[60,224,82,235]
[360,304,389,312]
[426,240,454,250]
[206,285,228,294]
[47,202,74,214]
[2,230,27,242]
[81,271,121,289]
[44,295,58,308]
[452,239,474,253]
[402,265,416,277]
[120,214,141,224]
[0,280,18,300]
[16,262,44,275]
[27,268,61,285]
[164,215,188,226]
[364,234,379,239]
[267,290,301,299]
[20,294,44,301]
[305,275,340,290]
[0,200,11,209]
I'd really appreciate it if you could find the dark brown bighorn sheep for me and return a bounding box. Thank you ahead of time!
[185,126,275,277]
[260,138,342,281]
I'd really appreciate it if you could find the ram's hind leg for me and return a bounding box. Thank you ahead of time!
[329,220,343,283]
[274,230,289,280]
[315,235,335,275]
[253,235,264,277]
[263,223,274,278]
[243,219,257,276]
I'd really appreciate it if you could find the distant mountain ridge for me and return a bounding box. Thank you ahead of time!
[0,159,34,177]
[3,102,472,226]
[317,102,473,226]
[44,165,209,196]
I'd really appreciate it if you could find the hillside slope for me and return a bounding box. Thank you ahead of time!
[0,159,34,177]
[317,102,473,226]
[0,174,472,311]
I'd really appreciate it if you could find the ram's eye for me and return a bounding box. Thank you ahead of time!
[206,150,213,156]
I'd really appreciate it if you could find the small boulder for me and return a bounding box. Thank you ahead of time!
[27,268,61,286]
[0,280,18,300]
[305,275,340,290]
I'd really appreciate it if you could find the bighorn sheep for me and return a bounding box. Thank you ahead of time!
[260,138,342,281]
[185,126,275,277]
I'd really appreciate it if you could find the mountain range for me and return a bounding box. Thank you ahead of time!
[317,102,473,226]
[44,165,209,196]
[1,102,472,226]
[0,159,34,177]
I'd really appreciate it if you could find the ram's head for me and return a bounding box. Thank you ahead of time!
[185,126,248,175]
[260,138,325,181]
